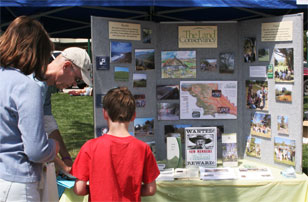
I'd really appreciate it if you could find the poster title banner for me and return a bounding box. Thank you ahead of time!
[178,26,217,48]
[109,21,141,41]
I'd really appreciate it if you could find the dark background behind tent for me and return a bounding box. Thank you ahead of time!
[0,0,307,38]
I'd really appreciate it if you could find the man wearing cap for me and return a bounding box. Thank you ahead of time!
[30,47,92,201]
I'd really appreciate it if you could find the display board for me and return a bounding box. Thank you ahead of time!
[92,13,304,172]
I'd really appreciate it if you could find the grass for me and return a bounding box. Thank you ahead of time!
[51,92,94,159]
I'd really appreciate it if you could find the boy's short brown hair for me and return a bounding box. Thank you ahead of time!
[103,87,136,122]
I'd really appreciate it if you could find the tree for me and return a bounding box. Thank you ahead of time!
[274,48,293,72]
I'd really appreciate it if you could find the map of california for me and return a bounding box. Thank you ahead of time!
[181,83,237,117]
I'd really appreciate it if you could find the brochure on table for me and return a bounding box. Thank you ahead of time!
[92,13,304,173]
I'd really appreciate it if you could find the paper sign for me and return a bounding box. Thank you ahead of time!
[109,21,141,40]
[249,66,267,78]
[261,21,293,41]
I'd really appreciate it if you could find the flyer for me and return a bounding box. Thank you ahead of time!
[185,127,217,168]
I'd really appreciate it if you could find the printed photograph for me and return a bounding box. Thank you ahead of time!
[156,85,179,100]
[250,112,271,138]
[114,66,129,81]
[186,134,214,150]
[161,51,196,78]
[110,41,132,64]
[134,94,146,108]
[219,52,234,73]
[275,84,292,103]
[273,48,294,82]
[164,124,192,143]
[258,48,270,62]
[133,73,147,87]
[274,136,295,166]
[200,58,217,72]
[135,49,155,70]
[142,28,152,44]
[246,80,268,111]
[243,37,256,63]
[277,115,289,134]
[245,135,261,158]
[134,118,154,137]
[157,103,180,120]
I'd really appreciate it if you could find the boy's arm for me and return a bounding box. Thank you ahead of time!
[141,180,156,196]
[73,179,89,196]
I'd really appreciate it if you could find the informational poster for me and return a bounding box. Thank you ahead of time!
[180,81,237,119]
[185,127,217,168]
[109,21,141,40]
[261,21,293,41]
[178,26,217,48]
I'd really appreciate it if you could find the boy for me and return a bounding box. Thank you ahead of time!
[71,87,160,201]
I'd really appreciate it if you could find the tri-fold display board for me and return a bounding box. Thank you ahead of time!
[92,13,304,172]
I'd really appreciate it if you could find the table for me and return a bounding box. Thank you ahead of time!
[59,160,308,202]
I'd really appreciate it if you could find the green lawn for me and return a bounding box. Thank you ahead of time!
[51,92,94,159]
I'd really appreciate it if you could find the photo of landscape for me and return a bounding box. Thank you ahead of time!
[110,41,132,64]
[133,73,147,87]
[114,66,129,81]
[200,58,217,72]
[135,49,155,70]
[134,118,154,137]
[156,85,179,100]
[275,84,292,103]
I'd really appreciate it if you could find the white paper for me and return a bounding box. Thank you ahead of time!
[156,168,174,181]
[185,127,217,168]
[199,167,237,180]
[238,167,273,180]
[249,66,267,78]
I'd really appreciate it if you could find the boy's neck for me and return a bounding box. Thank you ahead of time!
[107,121,131,137]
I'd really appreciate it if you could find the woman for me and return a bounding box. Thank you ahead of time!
[0,16,59,201]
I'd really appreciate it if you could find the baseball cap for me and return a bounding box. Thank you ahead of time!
[61,47,92,86]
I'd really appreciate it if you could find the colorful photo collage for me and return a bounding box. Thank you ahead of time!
[244,36,296,166]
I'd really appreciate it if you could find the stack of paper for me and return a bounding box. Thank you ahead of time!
[238,167,273,180]
[156,168,175,181]
[199,167,237,180]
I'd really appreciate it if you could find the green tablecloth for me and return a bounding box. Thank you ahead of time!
[60,160,308,202]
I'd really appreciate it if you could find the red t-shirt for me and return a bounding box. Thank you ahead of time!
[71,134,160,202]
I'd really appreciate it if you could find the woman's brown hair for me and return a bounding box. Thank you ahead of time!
[0,16,54,80]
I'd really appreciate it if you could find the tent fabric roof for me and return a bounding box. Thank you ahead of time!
[1,1,307,38]
[1,0,306,9]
